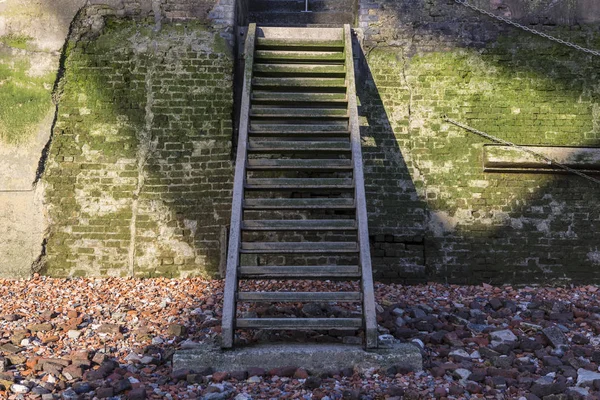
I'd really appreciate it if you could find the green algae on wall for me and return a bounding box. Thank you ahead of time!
[361,26,600,284]
[0,48,55,144]
[43,17,234,278]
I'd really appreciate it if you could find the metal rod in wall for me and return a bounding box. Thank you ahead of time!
[302,0,311,12]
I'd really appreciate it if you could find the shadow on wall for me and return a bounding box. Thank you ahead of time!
[355,0,600,284]
[355,48,428,283]
[42,9,234,278]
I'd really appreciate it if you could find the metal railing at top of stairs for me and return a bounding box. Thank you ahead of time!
[221,23,257,349]
[344,24,378,349]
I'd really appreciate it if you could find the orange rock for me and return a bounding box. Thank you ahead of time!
[26,357,39,369]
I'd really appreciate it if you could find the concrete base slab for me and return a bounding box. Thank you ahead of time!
[172,343,422,374]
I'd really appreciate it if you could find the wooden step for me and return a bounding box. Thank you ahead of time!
[256,38,345,49]
[250,107,348,118]
[242,219,356,231]
[255,50,345,62]
[246,159,352,170]
[245,178,354,189]
[237,292,362,302]
[239,265,361,279]
[236,318,362,329]
[250,123,348,134]
[240,241,359,253]
[254,64,346,75]
[252,91,348,103]
[253,77,346,88]
[243,198,355,209]
[247,140,351,152]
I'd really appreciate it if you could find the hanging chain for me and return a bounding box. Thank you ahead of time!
[442,116,600,185]
[454,0,600,57]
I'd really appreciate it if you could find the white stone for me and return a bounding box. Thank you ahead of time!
[125,353,142,363]
[453,368,471,382]
[246,376,261,383]
[449,349,471,359]
[140,356,154,364]
[67,330,81,339]
[490,329,518,343]
[152,337,164,345]
[577,368,600,387]
[20,339,30,346]
[11,384,30,394]
[411,339,424,348]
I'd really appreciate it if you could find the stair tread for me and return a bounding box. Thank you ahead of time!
[255,50,345,61]
[250,123,348,133]
[253,77,346,87]
[239,265,361,278]
[246,159,352,170]
[236,318,362,329]
[242,219,356,230]
[248,140,351,152]
[245,178,354,189]
[252,91,348,103]
[250,108,348,117]
[256,38,344,48]
[240,241,359,253]
[243,198,355,209]
[237,291,362,302]
[254,64,345,74]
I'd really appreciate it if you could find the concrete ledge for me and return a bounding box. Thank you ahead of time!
[172,343,422,374]
[483,145,600,173]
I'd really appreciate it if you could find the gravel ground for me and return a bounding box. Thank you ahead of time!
[1,276,600,400]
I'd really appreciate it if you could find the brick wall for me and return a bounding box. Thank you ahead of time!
[356,0,600,284]
[43,9,234,277]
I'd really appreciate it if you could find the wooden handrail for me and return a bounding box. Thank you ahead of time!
[344,24,378,349]
[221,23,257,349]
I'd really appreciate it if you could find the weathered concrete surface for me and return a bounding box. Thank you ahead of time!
[172,343,423,374]
[0,189,46,279]
[0,0,78,278]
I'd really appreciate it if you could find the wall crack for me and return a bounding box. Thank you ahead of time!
[128,48,157,278]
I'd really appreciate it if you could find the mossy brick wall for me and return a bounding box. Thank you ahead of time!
[357,0,600,284]
[43,16,233,277]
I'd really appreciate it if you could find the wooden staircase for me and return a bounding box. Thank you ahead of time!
[221,24,378,349]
